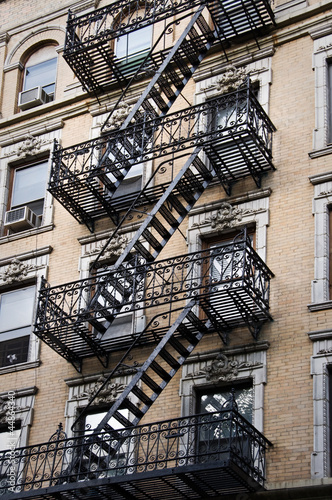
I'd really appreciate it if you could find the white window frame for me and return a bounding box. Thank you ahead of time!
[78,229,147,341]
[64,372,138,437]
[187,196,270,261]
[309,173,332,309]
[0,386,36,451]
[0,246,51,374]
[180,345,268,432]
[0,129,59,240]
[309,329,332,478]
[310,27,332,157]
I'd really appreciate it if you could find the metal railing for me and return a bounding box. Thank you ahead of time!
[49,85,276,229]
[35,236,273,341]
[0,407,271,497]
[64,0,274,53]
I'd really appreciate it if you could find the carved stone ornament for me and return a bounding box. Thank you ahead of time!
[210,202,243,231]
[106,101,134,130]
[198,352,261,382]
[84,234,129,258]
[16,133,44,158]
[75,377,126,405]
[215,65,248,94]
[0,258,33,284]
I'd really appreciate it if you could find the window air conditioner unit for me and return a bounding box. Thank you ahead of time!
[18,86,52,111]
[4,206,39,231]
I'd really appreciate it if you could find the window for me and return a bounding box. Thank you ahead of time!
[0,285,36,368]
[115,24,152,75]
[77,407,130,477]
[310,330,332,477]
[23,58,57,99]
[329,62,332,145]
[196,383,253,463]
[197,384,253,421]
[203,230,255,284]
[5,160,49,233]
[0,423,21,451]
[19,46,57,110]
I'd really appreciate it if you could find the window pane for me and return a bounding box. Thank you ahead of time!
[24,58,57,91]
[198,386,253,423]
[11,162,48,208]
[0,427,21,451]
[127,25,151,55]
[115,35,127,59]
[116,25,151,61]
[0,286,35,333]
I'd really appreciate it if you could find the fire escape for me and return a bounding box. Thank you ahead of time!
[0,1,276,499]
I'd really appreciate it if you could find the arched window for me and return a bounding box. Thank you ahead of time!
[18,46,57,110]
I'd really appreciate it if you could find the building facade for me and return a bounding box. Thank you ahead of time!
[0,0,332,498]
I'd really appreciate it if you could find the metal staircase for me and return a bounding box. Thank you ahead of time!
[32,1,276,481]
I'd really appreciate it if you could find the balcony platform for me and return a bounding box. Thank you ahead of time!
[0,410,271,500]
[34,237,273,370]
[49,86,276,232]
[63,0,275,92]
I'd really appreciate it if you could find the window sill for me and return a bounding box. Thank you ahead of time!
[309,145,332,159]
[0,360,40,376]
[308,301,332,312]
[0,223,54,244]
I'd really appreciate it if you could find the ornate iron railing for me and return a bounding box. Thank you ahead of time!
[34,236,273,365]
[0,408,271,498]
[49,85,276,230]
[63,0,274,92]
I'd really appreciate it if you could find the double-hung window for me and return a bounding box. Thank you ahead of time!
[0,285,36,368]
[23,57,57,100]
[5,160,49,233]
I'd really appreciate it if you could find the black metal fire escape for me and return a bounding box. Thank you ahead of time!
[7,1,277,498]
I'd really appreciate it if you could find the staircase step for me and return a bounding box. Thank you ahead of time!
[131,386,154,407]
[167,193,187,216]
[168,336,191,356]
[111,410,134,429]
[142,228,164,251]
[177,323,200,344]
[192,156,213,180]
[149,87,169,112]
[121,399,145,419]
[158,204,179,227]
[133,241,154,262]
[149,217,172,240]
[141,372,163,394]
[158,347,181,369]
[150,360,172,381]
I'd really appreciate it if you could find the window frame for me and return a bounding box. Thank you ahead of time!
[0,283,36,369]
[309,329,332,477]
[22,56,57,100]
[8,158,49,216]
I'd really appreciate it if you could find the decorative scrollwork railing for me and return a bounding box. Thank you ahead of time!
[34,236,273,340]
[50,85,275,189]
[0,407,271,496]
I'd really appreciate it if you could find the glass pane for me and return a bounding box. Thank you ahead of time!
[11,162,48,208]
[0,286,35,333]
[115,35,127,59]
[199,386,253,423]
[116,25,151,61]
[0,427,21,451]
[23,58,57,91]
[127,25,151,55]
[84,409,129,433]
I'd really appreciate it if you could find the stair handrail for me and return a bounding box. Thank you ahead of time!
[70,301,198,432]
